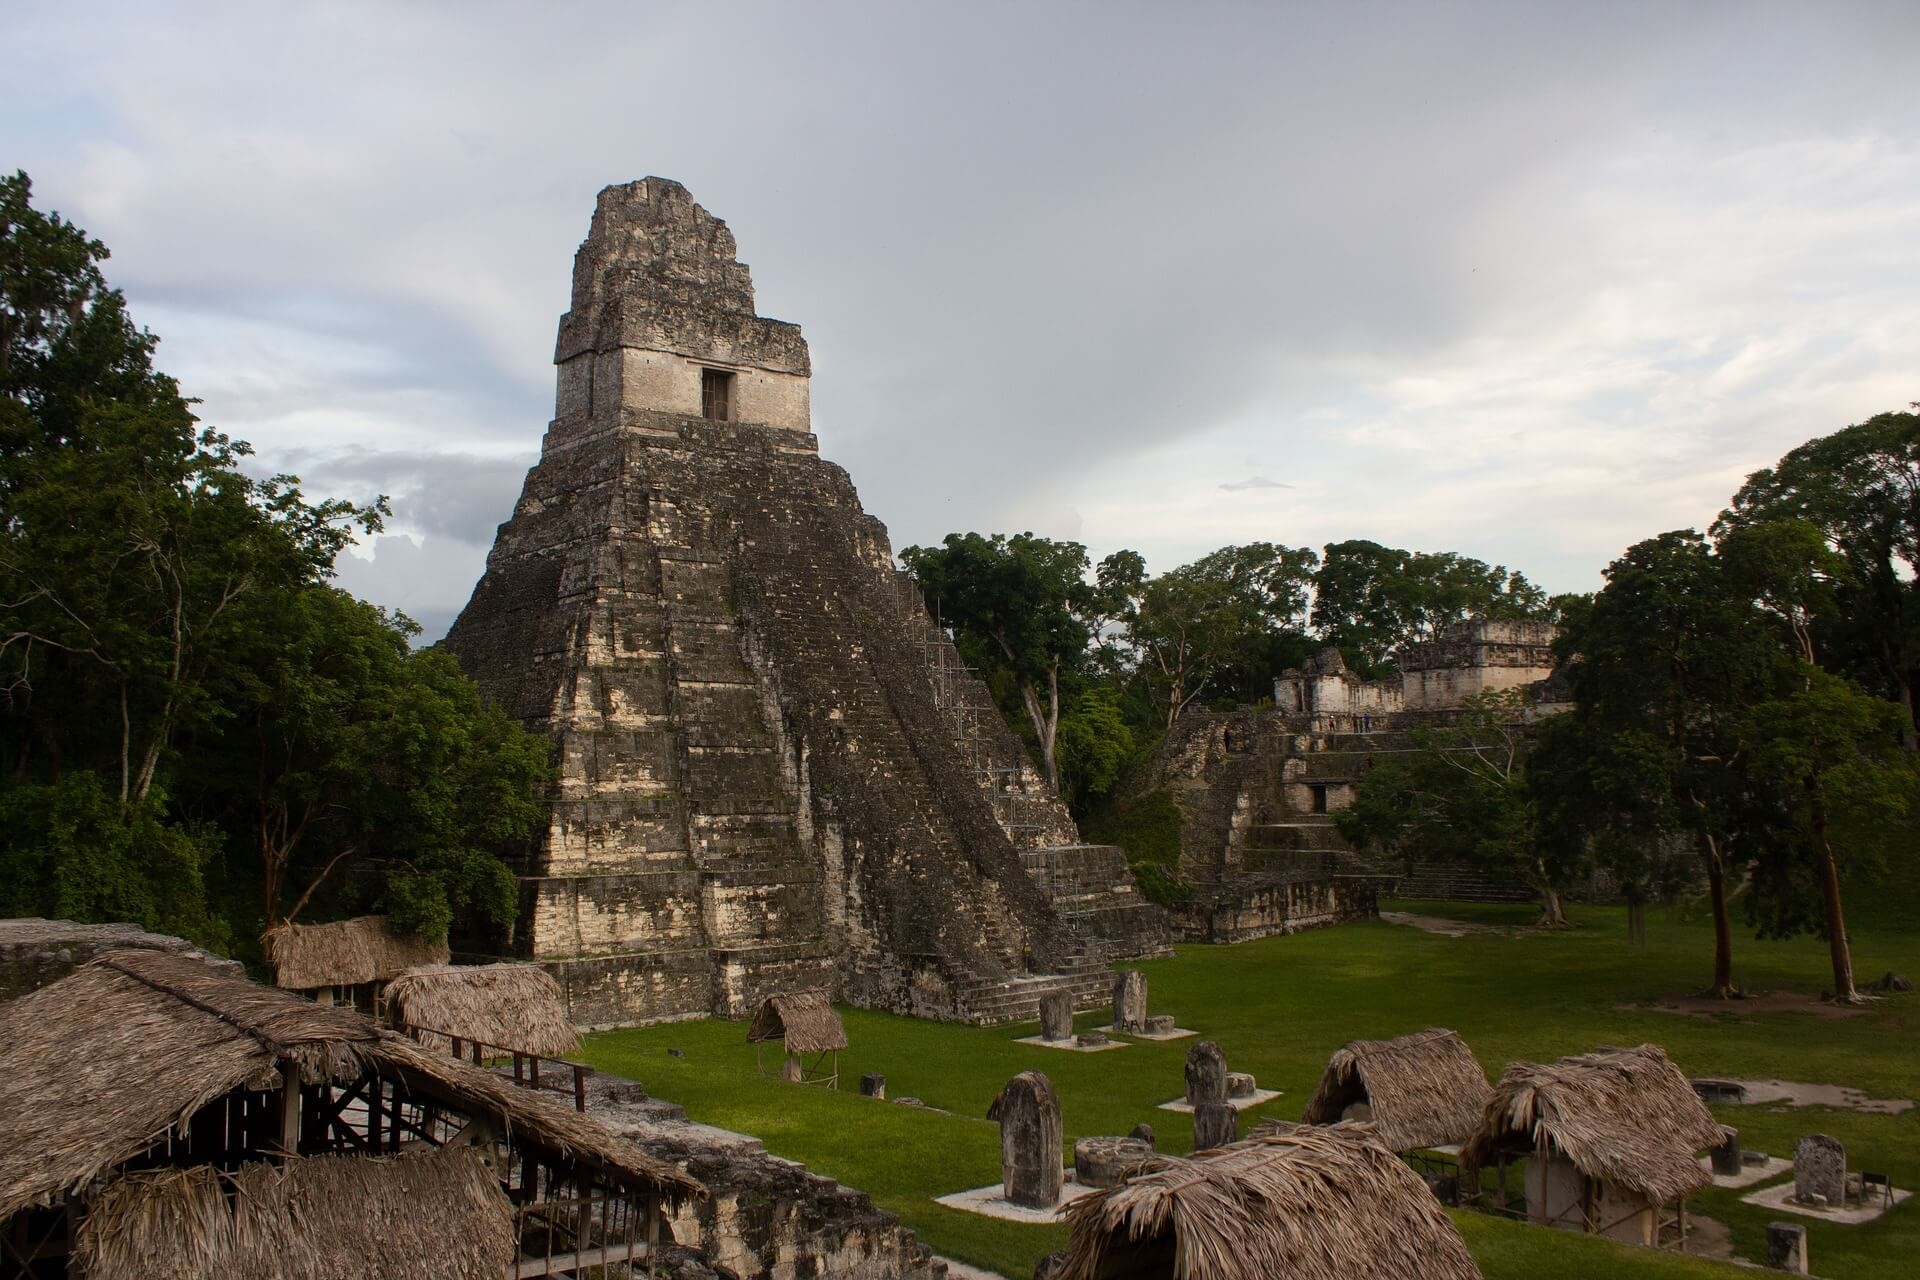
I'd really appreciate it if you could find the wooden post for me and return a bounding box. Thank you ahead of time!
[514,1052,525,1085]
[277,1069,301,1161]
[573,1066,588,1113]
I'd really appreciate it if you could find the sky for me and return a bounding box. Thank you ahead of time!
[7,1,1919,641]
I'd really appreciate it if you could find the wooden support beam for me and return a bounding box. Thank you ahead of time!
[277,1068,301,1160]
[509,1240,652,1277]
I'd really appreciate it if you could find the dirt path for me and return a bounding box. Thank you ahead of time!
[1378,910,1507,938]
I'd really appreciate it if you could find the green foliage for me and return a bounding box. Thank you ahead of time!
[1109,541,1319,724]
[0,172,548,955]
[1717,406,1920,738]
[1080,785,1191,904]
[0,772,229,950]
[1337,689,1581,920]
[1310,539,1547,677]
[900,532,1097,788]
[1053,687,1134,811]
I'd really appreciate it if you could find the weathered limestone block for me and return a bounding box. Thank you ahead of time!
[1038,990,1073,1041]
[1193,1103,1238,1150]
[1113,970,1148,1032]
[1766,1222,1809,1274]
[1073,1137,1154,1189]
[1185,1041,1227,1107]
[1144,1014,1176,1034]
[998,1071,1064,1209]
[1074,1030,1108,1047]
[1711,1128,1742,1177]
[1227,1071,1257,1099]
[1794,1134,1846,1204]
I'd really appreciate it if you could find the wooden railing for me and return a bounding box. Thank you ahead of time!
[404,1025,595,1112]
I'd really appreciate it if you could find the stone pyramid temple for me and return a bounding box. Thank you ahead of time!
[446,179,1167,1028]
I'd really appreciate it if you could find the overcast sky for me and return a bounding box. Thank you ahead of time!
[8,2,1919,640]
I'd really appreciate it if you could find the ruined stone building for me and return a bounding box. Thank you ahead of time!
[445,179,1165,1029]
[1131,620,1567,933]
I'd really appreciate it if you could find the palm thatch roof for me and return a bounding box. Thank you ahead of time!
[384,963,580,1058]
[261,915,448,990]
[73,1145,514,1280]
[1461,1044,1724,1205]
[746,990,846,1054]
[1299,1028,1490,1151]
[0,948,699,1221]
[1055,1122,1482,1280]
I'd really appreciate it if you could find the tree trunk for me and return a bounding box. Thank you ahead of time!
[1019,672,1062,795]
[1701,832,1738,998]
[1808,777,1860,1003]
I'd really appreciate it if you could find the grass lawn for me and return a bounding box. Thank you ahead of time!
[579,894,1920,1278]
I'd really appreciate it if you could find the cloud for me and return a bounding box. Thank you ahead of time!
[5,0,1918,613]
[1219,477,1294,493]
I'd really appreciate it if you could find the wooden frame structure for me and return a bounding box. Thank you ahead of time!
[747,990,846,1090]
[0,950,699,1280]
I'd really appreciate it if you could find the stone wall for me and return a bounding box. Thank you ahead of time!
[445,179,1164,1028]
[1398,619,1558,712]
[0,918,239,1001]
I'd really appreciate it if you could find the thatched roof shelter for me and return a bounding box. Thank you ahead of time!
[0,948,698,1222]
[1461,1044,1724,1205]
[747,990,847,1054]
[1055,1123,1482,1280]
[384,963,580,1058]
[261,915,447,990]
[73,1145,514,1280]
[1299,1028,1490,1151]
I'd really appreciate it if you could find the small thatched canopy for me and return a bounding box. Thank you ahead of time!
[1299,1028,1490,1151]
[1461,1044,1724,1205]
[384,963,580,1058]
[747,990,846,1054]
[0,948,698,1222]
[1056,1123,1482,1280]
[73,1145,514,1280]
[261,915,447,990]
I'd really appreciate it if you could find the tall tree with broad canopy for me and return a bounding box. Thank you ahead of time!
[1310,539,1547,677]
[1108,542,1319,725]
[1335,688,1582,926]
[0,171,550,949]
[1716,407,1920,744]
[1563,530,1779,997]
[900,532,1097,792]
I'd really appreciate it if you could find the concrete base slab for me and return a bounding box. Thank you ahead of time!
[1697,1154,1792,1189]
[934,1176,1100,1223]
[1014,1035,1128,1053]
[1105,1024,1197,1041]
[1157,1089,1283,1114]
[1741,1179,1911,1224]
[933,1258,1010,1280]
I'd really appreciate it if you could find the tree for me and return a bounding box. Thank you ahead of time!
[1562,530,1778,996]
[1110,543,1319,726]
[0,172,550,951]
[1739,667,1914,1003]
[1717,407,1920,743]
[1310,539,1547,676]
[1336,689,1580,925]
[900,532,1096,791]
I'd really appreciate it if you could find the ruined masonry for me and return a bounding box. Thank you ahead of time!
[446,179,1167,1029]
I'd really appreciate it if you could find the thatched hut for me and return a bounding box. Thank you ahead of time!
[0,948,699,1278]
[1055,1122,1482,1280]
[261,914,447,1008]
[747,990,846,1087]
[1299,1028,1490,1152]
[1461,1043,1725,1248]
[385,963,581,1060]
